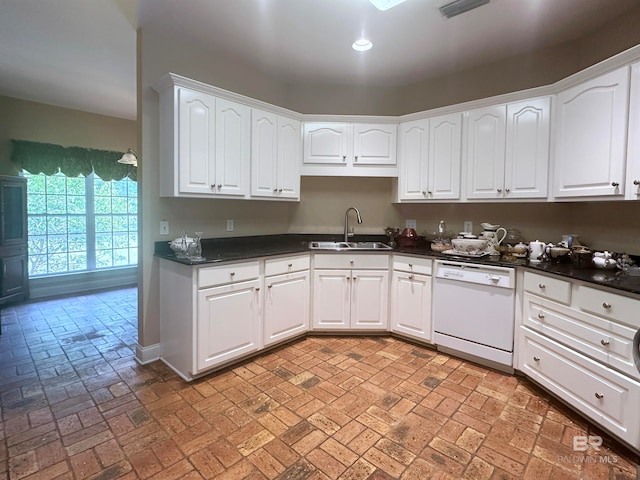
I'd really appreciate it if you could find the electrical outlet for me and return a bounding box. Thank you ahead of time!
[405,219,417,229]
[226,219,234,232]
[159,220,169,235]
[463,221,473,234]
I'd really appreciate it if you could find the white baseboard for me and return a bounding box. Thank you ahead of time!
[135,343,161,364]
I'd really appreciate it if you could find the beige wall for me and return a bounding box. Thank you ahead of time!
[139,10,640,351]
[0,95,137,175]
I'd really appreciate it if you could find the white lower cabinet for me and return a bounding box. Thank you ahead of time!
[263,255,310,346]
[312,253,389,330]
[519,270,640,451]
[391,255,432,341]
[197,278,261,371]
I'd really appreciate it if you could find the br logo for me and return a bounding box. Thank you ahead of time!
[573,435,603,452]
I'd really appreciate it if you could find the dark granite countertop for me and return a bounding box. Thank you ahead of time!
[155,234,640,295]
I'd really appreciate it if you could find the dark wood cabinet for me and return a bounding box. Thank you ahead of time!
[0,176,29,310]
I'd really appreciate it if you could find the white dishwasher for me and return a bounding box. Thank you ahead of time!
[432,259,516,372]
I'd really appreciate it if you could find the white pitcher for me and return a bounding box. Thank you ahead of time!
[480,227,507,255]
[529,240,546,263]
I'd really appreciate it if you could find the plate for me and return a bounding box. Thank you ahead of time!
[442,249,490,258]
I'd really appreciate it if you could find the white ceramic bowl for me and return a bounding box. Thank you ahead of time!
[451,238,488,255]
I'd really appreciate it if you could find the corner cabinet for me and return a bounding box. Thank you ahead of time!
[396,113,462,201]
[251,109,301,200]
[155,81,250,198]
[553,66,630,199]
[0,176,29,310]
[625,61,640,200]
[465,97,550,200]
[302,122,398,177]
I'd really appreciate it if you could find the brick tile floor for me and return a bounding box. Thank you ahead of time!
[1,288,639,479]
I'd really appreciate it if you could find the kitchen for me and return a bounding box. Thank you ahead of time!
[2,0,640,476]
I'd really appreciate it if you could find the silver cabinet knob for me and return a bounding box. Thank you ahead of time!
[538,283,546,289]
[600,339,610,346]
[594,392,604,399]
[427,190,432,195]
[634,180,640,186]
[505,188,511,193]
[267,284,272,289]
[421,191,427,195]
[537,312,545,320]
[533,356,540,362]
[255,287,260,291]
[408,274,414,280]
[611,182,619,187]
[602,302,612,309]
[497,188,502,193]
[354,155,358,162]
[342,155,347,162]
[278,189,283,192]
[218,184,222,189]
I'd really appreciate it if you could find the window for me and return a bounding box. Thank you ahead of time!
[24,171,138,277]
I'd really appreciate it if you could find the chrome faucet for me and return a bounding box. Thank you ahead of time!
[344,207,363,242]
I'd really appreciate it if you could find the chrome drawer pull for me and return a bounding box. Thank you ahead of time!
[533,356,540,362]
[594,392,604,400]
[537,312,545,320]
[538,283,545,289]
[602,302,612,309]
[600,339,610,346]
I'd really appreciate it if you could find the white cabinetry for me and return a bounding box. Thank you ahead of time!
[159,259,261,380]
[554,66,630,198]
[302,122,397,176]
[312,253,389,330]
[397,113,461,201]
[626,61,640,200]
[156,83,250,198]
[465,97,550,200]
[390,255,432,341]
[519,270,640,450]
[263,255,310,346]
[251,109,301,200]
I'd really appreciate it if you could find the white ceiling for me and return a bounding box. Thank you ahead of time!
[1,0,637,121]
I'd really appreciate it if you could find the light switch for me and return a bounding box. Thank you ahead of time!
[226,219,234,232]
[405,219,417,229]
[159,220,169,235]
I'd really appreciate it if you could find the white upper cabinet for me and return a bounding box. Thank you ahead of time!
[302,122,397,176]
[397,113,461,201]
[505,97,550,199]
[553,66,630,199]
[626,61,640,200]
[251,109,301,200]
[157,84,250,198]
[465,105,507,199]
[465,98,550,200]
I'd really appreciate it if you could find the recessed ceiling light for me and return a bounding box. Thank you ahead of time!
[352,39,373,51]
[368,0,408,11]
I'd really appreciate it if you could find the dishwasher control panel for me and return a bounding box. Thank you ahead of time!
[435,260,515,289]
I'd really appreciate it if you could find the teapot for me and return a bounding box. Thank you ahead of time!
[479,224,507,255]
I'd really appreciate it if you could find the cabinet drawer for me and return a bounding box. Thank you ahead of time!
[524,293,639,380]
[198,261,260,288]
[519,328,640,447]
[574,284,640,328]
[393,255,432,275]
[265,254,310,276]
[313,253,389,270]
[523,271,571,304]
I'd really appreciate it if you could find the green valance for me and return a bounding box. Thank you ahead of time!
[10,140,137,182]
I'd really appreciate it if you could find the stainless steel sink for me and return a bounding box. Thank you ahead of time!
[308,241,392,251]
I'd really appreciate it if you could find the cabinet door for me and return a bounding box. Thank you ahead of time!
[197,279,260,372]
[0,177,27,246]
[465,106,506,199]
[312,269,350,328]
[303,123,349,164]
[276,116,301,199]
[264,270,309,346]
[429,113,462,200]
[353,124,397,165]
[0,254,28,299]
[626,61,640,200]
[505,98,550,199]
[391,272,431,341]
[251,109,278,197]
[216,98,250,196]
[397,119,429,200]
[178,88,217,195]
[554,66,629,198]
[351,270,389,330]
